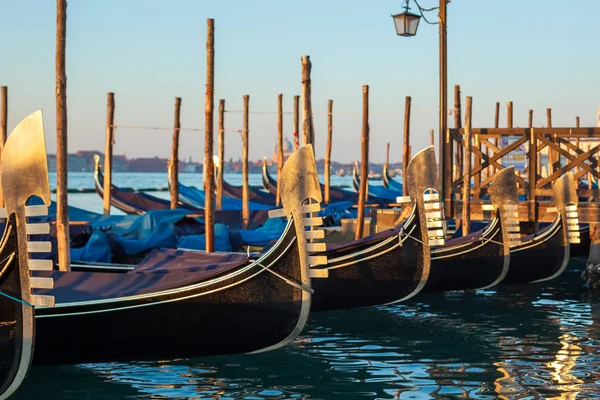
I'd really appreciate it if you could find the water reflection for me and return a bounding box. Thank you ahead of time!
[14,260,600,399]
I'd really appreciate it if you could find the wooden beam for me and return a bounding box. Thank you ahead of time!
[301,56,314,150]
[242,94,250,230]
[462,96,473,236]
[324,99,333,204]
[103,92,115,215]
[293,95,299,151]
[170,96,181,210]
[356,85,369,240]
[204,18,215,252]
[55,0,70,271]
[276,93,284,206]
[217,99,225,211]
[403,96,411,196]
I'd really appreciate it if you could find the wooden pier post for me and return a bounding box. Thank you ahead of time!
[204,18,215,252]
[356,85,369,240]
[454,85,462,180]
[324,100,333,204]
[507,101,513,128]
[430,130,435,146]
[403,96,411,196]
[103,92,115,215]
[301,56,314,150]
[528,109,533,128]
[293,95,300,151]
[528,126,538,227]
[217,99,225,211]
[169,96,181,209]
[547,108,556,175]
[576,116,580,128]
[276,93,284,207]
[493,102,500,173]
[462,96,473,236]
[242,95,250,229]
[55,0,70,271]
[0,86,7,148]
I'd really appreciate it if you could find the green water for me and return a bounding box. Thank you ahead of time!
[13,259,600,399]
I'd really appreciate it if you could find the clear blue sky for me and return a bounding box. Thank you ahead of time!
[0,0,598,163]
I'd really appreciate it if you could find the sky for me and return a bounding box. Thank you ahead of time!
[0,0,599,164]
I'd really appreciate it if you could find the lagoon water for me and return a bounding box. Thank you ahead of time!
[14,172,600,399]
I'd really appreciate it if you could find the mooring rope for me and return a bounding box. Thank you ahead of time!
[250,259,314,295]
[0,290,32,307]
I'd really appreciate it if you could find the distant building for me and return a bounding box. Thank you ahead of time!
[271,137,294,163]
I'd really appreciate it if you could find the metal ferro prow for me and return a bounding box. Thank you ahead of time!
[1,110,54,307]
[268,144,327,279]
[489,166,521,248]
[405,145,445,250]
[552,171,580,245]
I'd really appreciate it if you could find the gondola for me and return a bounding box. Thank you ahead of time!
[305,147,443,312]
[382,163,403,193]
[5,114,321,366]
[94,155,198,215]
[96,157,270,229]
[398,152,510,293]
[352,161,406,201]
[501,171,579,284]
[0,110,56,398]
[262,157,390,205]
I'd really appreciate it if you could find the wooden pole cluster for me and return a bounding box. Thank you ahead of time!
[242,95,250,229]
[276,94,284,206]
[55,0,70,271]
[324,100,333,204]
[462,96,473,236]
[293,95,300,151]
[204,18,215,252]
[402,96,411,196]
[103,92,115,215]
[301,56,314,150]
[217,99,225,210]
[169,96,181,209]
[356,85,369,240]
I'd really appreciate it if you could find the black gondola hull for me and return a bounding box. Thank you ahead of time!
[33,223,309,365]
[502,217,567,284]
[311,216,427,312]
[425,218,508,293]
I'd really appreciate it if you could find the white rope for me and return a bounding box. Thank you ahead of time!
[250,259,314,294]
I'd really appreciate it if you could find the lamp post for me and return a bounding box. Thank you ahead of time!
[392,0,449,212]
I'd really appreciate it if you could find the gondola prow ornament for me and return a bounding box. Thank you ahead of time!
[0,110,55,399]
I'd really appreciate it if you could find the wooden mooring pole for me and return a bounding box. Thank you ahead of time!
[103,92,115,215]
[454,85,462,180]
[301,56,314,150]
[204,18,215,252]
[169,96,181,209]
[56,0,70,271]
[242,95,250,229]
[293,95,300,151]
[324,99,333,204]
[276,94,284,207]
[385,142,390,167]
[462,96,473,236]
[0,86,6,204]
[217,99,225,211]
[0,86,7,148]
[356,85,369,240]
[403,96,411,196]
[430,129,435,146]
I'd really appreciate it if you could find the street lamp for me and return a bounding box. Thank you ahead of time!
[392,0,450,212]
[391,4,421,37]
